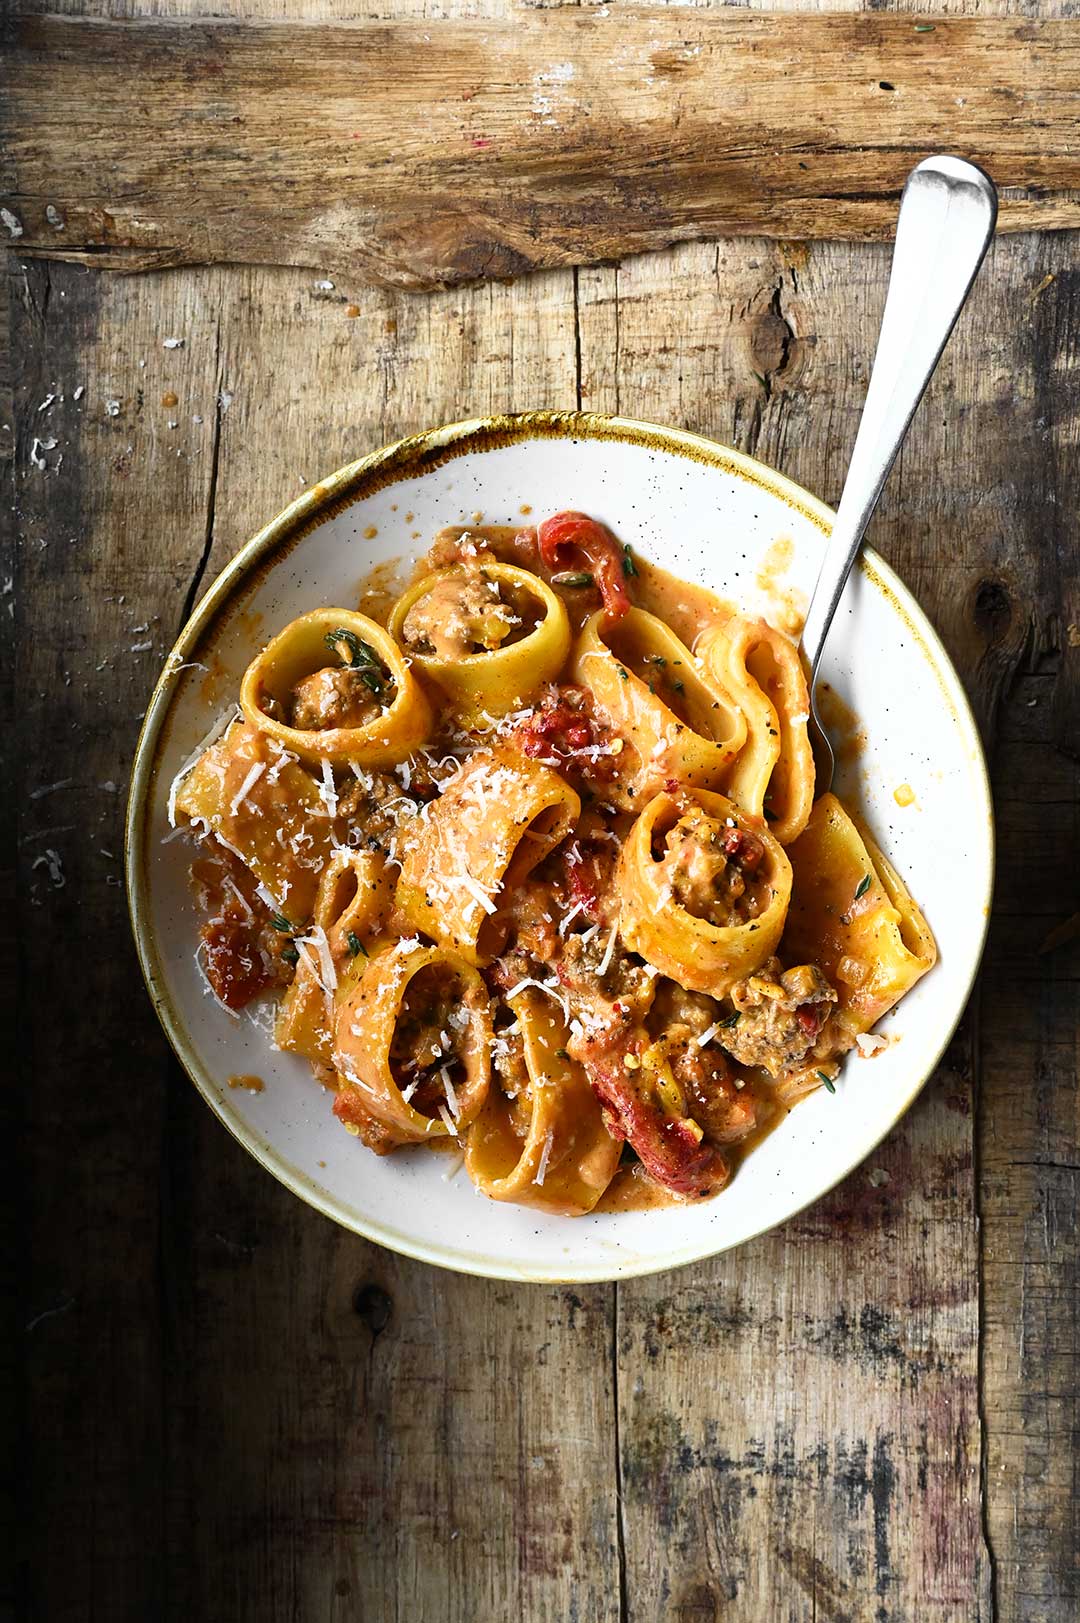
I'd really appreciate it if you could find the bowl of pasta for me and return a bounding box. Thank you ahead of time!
[127,412,992,1281]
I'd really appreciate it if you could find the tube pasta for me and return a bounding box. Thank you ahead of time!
[173,719,332,918]
[465,990,621,1215]
[174,506,939,1214]
[275,849,392,1065]
[332,939,492,1146]
[700,615,814,842]
[240,608,432,766]
[395,744,580,964]
[782,793,937,1037]
[616,788,792,997]
[571,608,745,808]
[388,561,570,719]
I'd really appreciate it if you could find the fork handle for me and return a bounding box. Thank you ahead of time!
[800,156,998,681]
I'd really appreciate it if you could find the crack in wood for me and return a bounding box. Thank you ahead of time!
[178,317,223,633]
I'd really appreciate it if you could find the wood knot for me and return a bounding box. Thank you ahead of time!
[354,1282,393,1336]
[972,577,1012,641]
[674,1579,721,1620]
[748,285,796,398]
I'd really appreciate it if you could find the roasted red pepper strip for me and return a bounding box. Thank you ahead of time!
[578,1035,730,1197]
[537,511,632,621]
[201,917,273,1011]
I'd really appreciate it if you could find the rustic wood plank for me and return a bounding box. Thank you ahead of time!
[11,231,1078,1618]
[973,235,1080,1619]
[9,259,224,1619]
[580,237,988,1620]
[11,254,623,1621]
[5,11,1080,290]
[579,227,1078,1619]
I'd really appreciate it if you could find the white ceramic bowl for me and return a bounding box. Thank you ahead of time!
[126,413,993,1282]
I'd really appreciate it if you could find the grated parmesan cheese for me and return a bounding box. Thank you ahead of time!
[534,1129,554,1186]
[297,924,337,996]
[228,760,265,818]
[438,1105,459,1137]
[597,921,619,977]
[440,1066,460,1119]
[459,873,498,916]
[318,758,338,819]
[558,900,586,938]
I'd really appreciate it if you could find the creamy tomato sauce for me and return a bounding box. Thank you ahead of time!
[172,509,935,1218]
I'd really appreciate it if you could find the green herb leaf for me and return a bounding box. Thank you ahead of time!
[617,665,630,682]
[551,570,595,588]
[270,912,296,934]
[855,873,872,900]
[281,943,300,966]
[719,1011,741,1028]
[325,627,385,693]
[622,544,638,579]
[672,678,685,694]
[325,627,362,665]
[817,1069,836,1094]
[347,930,367,959]
[914,21,935,29]
[554,1047,569,1060]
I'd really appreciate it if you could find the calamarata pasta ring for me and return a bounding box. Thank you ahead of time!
[240,607,432,766]
[388,560,571,720]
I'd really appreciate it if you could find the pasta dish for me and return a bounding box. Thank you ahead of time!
[171,512,936,1215]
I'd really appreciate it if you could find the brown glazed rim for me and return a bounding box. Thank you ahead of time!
[125,411,994,1283]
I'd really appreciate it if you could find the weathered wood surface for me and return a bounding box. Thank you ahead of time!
[10,233,1078,1620]
[5,10,1080,288]
[8,0,1079,1615]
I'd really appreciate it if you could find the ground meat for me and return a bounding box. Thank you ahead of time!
[669,1041,758,1144]
[490,1020,534,1136]
[402,559,521,660]
[655,803,766,927]
[336,771,419,857]
[721,957,838,1078]
[492,1025,529,1098]
[647,980,720,1040]
[558,929,656,1034]
[560,834,619,925]
[290,664,385,732]
[483,877,559,965]
[386,966,483,1120]
[201,915,274,1010]
[425,529,497,570]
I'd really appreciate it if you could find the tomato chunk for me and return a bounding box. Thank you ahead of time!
[537,511,632,621]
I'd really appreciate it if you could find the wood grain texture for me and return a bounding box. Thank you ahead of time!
[580,237,994,1621]
[10,227,1077,1620]
[9,255,624,1623]
[8,0,1079,1611]
[5,10,1080,289]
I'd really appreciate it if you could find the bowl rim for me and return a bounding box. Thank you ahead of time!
[125,410,994,1283]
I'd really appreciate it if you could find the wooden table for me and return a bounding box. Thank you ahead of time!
[6,1,1077,1618]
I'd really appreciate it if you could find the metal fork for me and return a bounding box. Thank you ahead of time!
[801,155,998,791]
